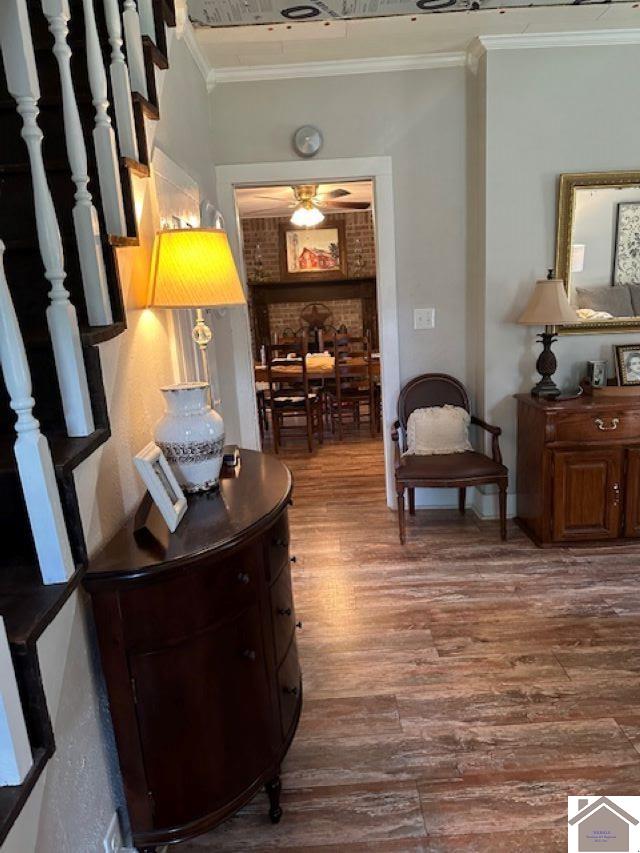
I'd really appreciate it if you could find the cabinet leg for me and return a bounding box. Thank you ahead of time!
[266,774,283,824]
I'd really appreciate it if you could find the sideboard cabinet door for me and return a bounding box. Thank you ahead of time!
[624,448,640,538]
[129,603,273,830]
[552,449,623,542]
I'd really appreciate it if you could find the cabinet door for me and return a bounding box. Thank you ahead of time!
[130,604,274,830]
[552,449,623,542]
[624,448,640,537]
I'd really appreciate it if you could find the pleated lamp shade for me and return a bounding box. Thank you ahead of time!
[147,228,246,309]
[518,277,578,325]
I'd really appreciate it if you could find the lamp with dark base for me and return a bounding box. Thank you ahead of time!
[518,270,579,400]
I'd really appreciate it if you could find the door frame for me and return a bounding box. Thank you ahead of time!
[215,157,400,508]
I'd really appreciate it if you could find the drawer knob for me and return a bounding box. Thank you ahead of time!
[594,417,619,431]
[282,685,298,696]
[277,607,292,617]
[295,621,303,630]
[242,649,256,661]
[273,538,287,548]
[237,572,250,584]
[290,555,297,564]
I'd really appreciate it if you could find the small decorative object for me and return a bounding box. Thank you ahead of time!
[292,125,323,158]
[155,382,225,493]
[614,344,640,386]
[587,360,607,388]
[253,242,265,282]
[134,443,187,532]
[613,202,640,285]
[518,270,580,398]
[280,221,347,281]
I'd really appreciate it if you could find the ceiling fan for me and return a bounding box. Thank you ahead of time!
[249,184,371,223]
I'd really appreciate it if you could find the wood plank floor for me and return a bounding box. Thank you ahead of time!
[178,432,640,852]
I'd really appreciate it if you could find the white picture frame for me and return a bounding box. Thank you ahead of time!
[134,442,187,532]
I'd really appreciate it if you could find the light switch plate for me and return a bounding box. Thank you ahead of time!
[414,308,435,330]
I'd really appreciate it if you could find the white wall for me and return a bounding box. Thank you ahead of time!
[479,44,640,487]
[211,67,469,390]
[5,34,217,852]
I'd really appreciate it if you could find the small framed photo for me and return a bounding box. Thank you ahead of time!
[587,360,607,388]
[613,344,640,386]
[134,442,187,532]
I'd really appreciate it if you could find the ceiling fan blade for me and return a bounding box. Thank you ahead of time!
[324,201,371,210]
[316,188,351,200]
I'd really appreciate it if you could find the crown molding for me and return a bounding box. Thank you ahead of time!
[211,51,466,85]
[478,28,640,52]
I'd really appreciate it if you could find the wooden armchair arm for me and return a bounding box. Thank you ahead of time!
[471,415,503,465]
[391,420,403,467]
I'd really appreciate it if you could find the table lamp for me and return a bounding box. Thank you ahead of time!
[147,228,246,493]
[518,270,579,399]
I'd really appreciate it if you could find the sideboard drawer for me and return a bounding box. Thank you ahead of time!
[266,512,290,581]
[271,563,296,666]
[554,411,640,443]
[277,639,301,740]
[121,548,261,651]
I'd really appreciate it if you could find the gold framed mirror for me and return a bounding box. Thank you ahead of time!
[555,171,640,335]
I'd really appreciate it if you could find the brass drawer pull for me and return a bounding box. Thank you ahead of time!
[594,417,619,431]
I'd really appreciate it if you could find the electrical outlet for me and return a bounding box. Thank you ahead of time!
[103,812,123,853]
[414,308,435,330]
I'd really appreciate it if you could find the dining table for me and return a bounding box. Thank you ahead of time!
[254,353,381,383]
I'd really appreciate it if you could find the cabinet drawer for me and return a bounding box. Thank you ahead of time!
[271,563,296,666]
[277,638,301,740]
[554,411,640,443]
[120,546,262,651]
[265,512,290,582]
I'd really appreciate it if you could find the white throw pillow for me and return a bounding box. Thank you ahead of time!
[405,405,472,456]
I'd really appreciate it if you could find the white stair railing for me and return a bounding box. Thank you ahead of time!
[0,0,95,438]
[103,0,139,160]
[82,0,127,236]
[42,0,114,327]
[122,0,148,99]
[0,618,32,786]
[0,241,75,584]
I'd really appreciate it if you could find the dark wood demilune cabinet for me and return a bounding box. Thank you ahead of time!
[516,394,640,546]
[84,450,302,851]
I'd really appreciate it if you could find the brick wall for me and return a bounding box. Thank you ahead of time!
[242,210,376,282]
[243,211,375,349]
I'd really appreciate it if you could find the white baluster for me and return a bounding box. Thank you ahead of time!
[136,0,156,43]
[0,242,75,584]
[42,0,114,326]
[82,0,127,235]
[103,0,139,159]
[0,0,95,438]
[0,618,32,785]
[123,0,148,99]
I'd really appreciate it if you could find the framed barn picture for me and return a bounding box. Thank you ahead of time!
[279,220,347,281]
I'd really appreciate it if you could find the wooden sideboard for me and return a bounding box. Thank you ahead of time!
[84,450,301,851]
[516,394,640,546]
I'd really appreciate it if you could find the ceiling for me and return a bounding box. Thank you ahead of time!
[236,181,373,218]
[189,3,640,71]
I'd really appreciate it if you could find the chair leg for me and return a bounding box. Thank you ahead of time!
[408,487,415,516]
[272,408,281,454]
[306,405,313,453]
[397,486,406,545]
[317,401,324,444]
[498,483,507,541]
[458,487,466,515]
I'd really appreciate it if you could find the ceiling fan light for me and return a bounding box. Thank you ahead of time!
[290,201,325,228]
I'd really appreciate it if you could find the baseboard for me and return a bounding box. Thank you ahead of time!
[412,487,516,520]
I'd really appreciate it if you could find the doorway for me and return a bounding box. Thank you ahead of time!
[215,157,400,508]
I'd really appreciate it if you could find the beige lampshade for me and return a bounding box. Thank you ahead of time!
[518,278,579,326]
[147,228,246,309]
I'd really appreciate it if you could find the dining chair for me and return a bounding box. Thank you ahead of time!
[392,373,508,543]
[266,336,323,453]
[327,333,376,439]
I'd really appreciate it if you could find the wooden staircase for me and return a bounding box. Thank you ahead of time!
[0,0,176,839]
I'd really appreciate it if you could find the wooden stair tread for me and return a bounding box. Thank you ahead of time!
[0,428,110,477]
[132,91,160,120]
[122,156,150,178]
[142,35,169,70]
[0,748,51,848]
[109,234,139,248]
